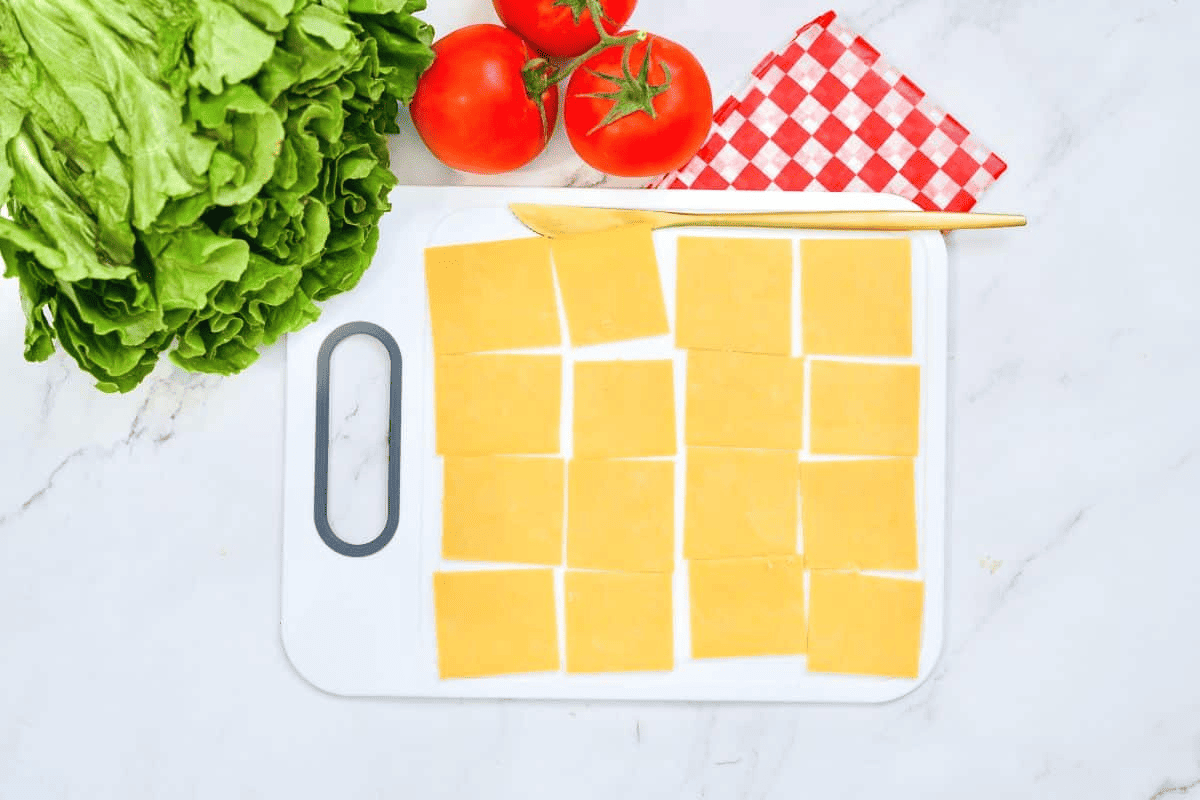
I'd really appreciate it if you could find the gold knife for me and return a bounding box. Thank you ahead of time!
[510,203,1026,238]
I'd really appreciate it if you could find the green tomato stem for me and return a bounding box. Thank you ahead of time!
[520,0,673,135]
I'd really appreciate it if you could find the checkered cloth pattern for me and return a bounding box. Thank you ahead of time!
[651,10,1007,211]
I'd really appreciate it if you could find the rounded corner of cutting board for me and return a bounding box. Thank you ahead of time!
[864,627,948,706]
[279,619,358,698]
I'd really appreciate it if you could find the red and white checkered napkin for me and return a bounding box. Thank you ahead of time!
[651,10,1007,211]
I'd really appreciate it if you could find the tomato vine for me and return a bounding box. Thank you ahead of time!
[520,0,671,137]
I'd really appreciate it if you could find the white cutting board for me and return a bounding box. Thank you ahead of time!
[281,186,948,702]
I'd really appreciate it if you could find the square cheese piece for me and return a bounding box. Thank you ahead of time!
[574,360,676,457]
[684,447,799,559]
[807,571,924,678]
[686,350,804,450]
[435,354,560,455]
[565,571,673,673]
[801,458,917,570]
[801,238,912,356]
[433,569,559,678]
[809,360,920,456]
[442,456,564,565]
[689,556,807,658]
[425,237,560,354]
[567,459,674,572]
[676,236,792,355]
[551,225,669,346]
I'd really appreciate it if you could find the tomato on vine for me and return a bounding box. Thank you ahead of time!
[410,0,713,178]
[564,33,713,177]
[492,0,638,59]
[409,24,560,174]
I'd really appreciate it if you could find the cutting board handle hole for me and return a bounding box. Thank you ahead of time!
[314,322,403,558]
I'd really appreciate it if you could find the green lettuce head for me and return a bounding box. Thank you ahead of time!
[0,0,434,392]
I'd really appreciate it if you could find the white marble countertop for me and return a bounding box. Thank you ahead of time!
[3,0,1199,796]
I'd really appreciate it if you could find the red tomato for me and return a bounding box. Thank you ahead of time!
[409,24,559,174]
[564,33,712,177]
[493,0,637,59]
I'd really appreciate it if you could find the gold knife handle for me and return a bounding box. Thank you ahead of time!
[662,210,1027,231]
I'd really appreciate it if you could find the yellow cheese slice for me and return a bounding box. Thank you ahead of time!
[809,360,920,456]
[800,458,917,570]
[676,236,793,355]
[807,571,924,678]
[801,238,912,356]
[550,225,669,346]
[685,350,805,450]
[433,569,559,678]
[689,556,806,658]
[442,456,564,565]
[565,570,673,673]
[567,459,674,572]
[435,354,561,455]
[684,447,799,559]
[573,359,676,457]
[425,237,560,354]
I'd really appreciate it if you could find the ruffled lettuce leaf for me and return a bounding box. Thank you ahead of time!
[0,0,434,391]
